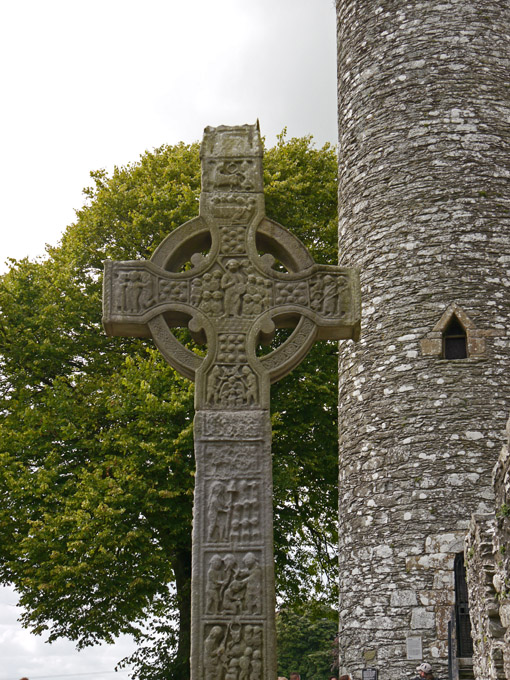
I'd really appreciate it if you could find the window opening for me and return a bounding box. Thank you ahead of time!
[443,315,467,359]
[454,552,473,658]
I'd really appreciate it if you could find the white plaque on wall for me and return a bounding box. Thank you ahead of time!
[406,636,423,660]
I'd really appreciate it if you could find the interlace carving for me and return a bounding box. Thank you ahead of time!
[198,412,265,441]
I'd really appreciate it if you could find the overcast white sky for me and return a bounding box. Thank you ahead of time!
[0,0,338,275]
[0,1,337,678]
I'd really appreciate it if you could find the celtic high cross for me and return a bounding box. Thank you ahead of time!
[103,124,360,679]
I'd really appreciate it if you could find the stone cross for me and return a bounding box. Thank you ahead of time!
[102,124,360,680]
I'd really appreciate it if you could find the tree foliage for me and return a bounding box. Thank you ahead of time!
[276,603,338,680]
[0,133,339,679]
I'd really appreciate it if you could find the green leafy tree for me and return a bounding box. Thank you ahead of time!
[0,133,340,679]
[276,603,338,680]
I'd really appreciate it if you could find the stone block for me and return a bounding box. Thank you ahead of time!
[430,640,448,658]
[435,605,451,639]
[468,336,486,356]
[364,649,377,662]
[390,590,418,607]
[374,544,393,559]
[418,589,455,607]
[425,531,465,554]
[433,571,454,589]
[420,337,442,356]
[411,608,436,630]
[406,553,455,571]
[499,603,510,629]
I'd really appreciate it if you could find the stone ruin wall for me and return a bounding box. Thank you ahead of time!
[335,1,510,678]
[465,417,510,680]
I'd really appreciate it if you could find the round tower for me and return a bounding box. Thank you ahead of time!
[336,1,510,678]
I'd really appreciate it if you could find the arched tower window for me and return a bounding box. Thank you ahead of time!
[420,303,489,359]
[443,315,467,360]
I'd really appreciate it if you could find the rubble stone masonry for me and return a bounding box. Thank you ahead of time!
[336,1,510,678]
[465,418,510,680]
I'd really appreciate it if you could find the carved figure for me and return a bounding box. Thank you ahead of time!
[138,272,155,309]
[211,290,224,315]
[222,572,246,614]
[250,649,262,680]
[207,366,223,406]
[252,626,262,650]
[226,623,245,659]
[204,626,226,680]
[221,260,246,316]
[209,271,222,292]
[190,279,202,307]
[215,161,249,190]
[206,555,224,614]
[246,274,257,292]
[240,552,262,615]
[319,275,339,315]
[241,366,257,405]
[128,271,145,312]
[213,194,255,223]
[225,656,240,680]
[206,366,220,404]
[115,270,154,313]
[239,647,252,680]
[207,482,231,542]
[251,293,263,315]
[222,552,237,584]
[115,271,130,312]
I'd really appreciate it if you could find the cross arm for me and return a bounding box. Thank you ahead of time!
[263,263,361,341]
[102,259,195,337]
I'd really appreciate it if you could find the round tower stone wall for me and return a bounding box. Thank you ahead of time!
[336,1,510,678]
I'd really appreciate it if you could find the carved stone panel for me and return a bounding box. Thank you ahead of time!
[309,273,348,317]
[206,365,258,409]
[111,267,191,316]
[205,550,263,616]
[212,194,256,224]
[203,622,263,680]
[196,411,268,441]
[275,281,309,306]
[205,480,261,544]
[202,158,262,194]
